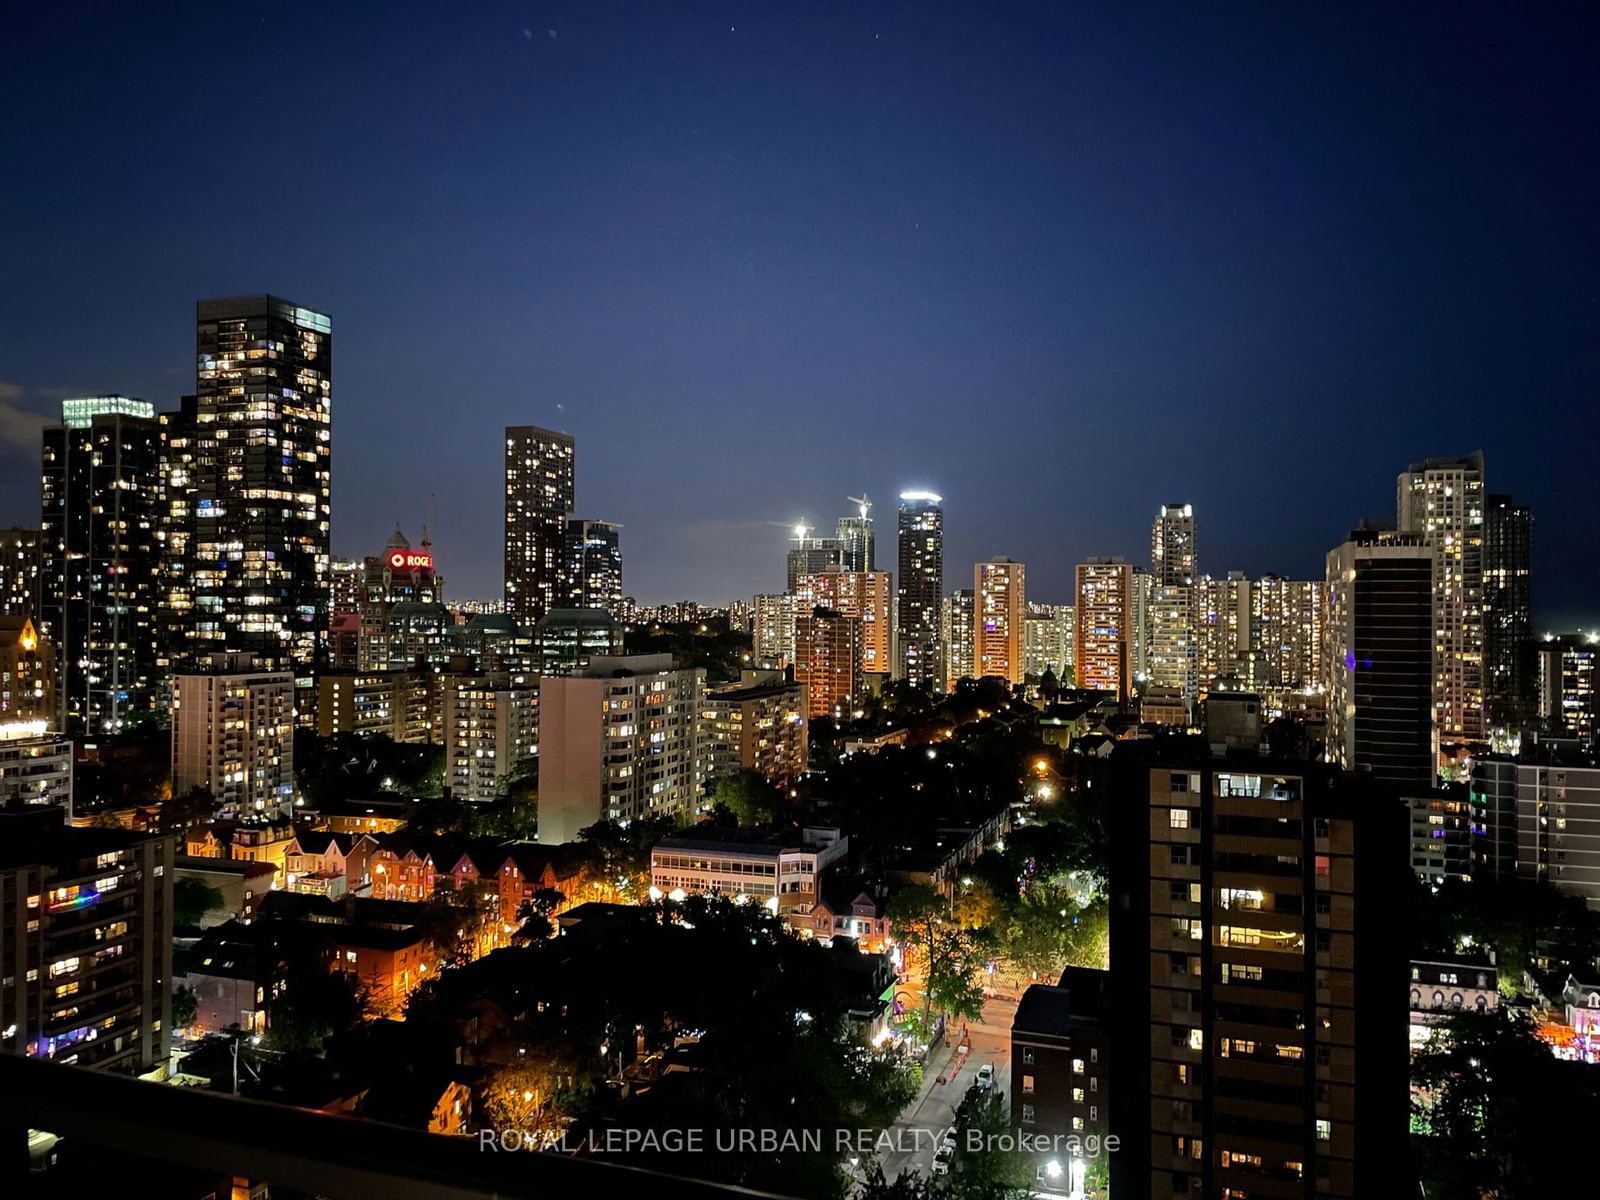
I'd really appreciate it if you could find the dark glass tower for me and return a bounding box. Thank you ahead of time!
[190,296,332,674]
[1482,493,1532,728]
[40,397,164,733]
[565,517,623,617]
[836,495,876,571]
[896,490,943,689]
[1325,529,1436,789]
[504,425,575,624]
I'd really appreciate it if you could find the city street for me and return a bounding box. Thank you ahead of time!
[878,990,1019,1182]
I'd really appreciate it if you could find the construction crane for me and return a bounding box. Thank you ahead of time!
[846,494,872,521]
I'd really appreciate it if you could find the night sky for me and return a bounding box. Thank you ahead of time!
[2,3,1596,626]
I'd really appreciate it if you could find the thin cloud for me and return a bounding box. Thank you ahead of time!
[0,382,50,453]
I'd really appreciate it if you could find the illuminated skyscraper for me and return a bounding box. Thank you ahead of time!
[40,396,163,734]
[1075,557,1133,702]
[795,606,862,719]
[566,517,624,617]
[156,394,200,677]
[1148,505,1197,699]
[943,589,975,689]
[172,651,295,815]
[504,425,575,625]
[795,566,893,679]
[1397,452,1485,742]
[974,557,1025,685]
[1536,634,1596,741]
[1246,575,1323,706]
[358,528,447,671]
[896,490,943,689]
[753,593,796,667]
[1150,503,1196,586]
[1022,602,1073,680]
[1482,493,1532,728]
[1193,572,1249,690]
[190,296,332,676]
[0,528,41,620]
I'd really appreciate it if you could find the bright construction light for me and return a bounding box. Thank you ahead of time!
[648,885,663,901]
[898,489,942,504]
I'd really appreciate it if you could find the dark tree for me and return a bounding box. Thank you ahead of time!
[173,876,225,927]
[709,768,781,825]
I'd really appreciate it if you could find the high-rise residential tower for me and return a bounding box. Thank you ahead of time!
[752,593,797,667]
[1397,452,1485,742]
[190,297,332,676]
[795,606,864,719]
[40,397,164,734]
[0,810,175,1073]
[1193,574,1323,711]
[537,654,704,844]
[0,528,41,620]
[836,495,876,571]
[943,589,976,689]
[795,566,893,680]
[358,528,447,671]
[785,530,841,593]
[1107,747,1408,1199]
[1325,529,1436,789]
[1075,558,1133,702]
[1482,494,1532,729]
[896,491,943,689]
[1536,634,1596,741]
[1022,602,1073,680]
[1148,505,1198,700]
[975,557,1026,685]
[171,652,295,815]
[504,425,575,625]
[1151,503,1196,586]
[156,394,200,678]
[566,517,623,617]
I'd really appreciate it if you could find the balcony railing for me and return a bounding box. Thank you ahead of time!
[0,1054,792,1199]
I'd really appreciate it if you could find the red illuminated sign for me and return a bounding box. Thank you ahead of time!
[388,551,434,570]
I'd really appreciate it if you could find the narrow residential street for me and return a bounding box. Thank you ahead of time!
[877,990,1018,1182]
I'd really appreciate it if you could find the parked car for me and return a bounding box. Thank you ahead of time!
[940,1126,957,1153]
[931,1145,953,1176]
[976,1063,994,1090]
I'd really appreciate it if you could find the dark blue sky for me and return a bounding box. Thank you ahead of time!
[2,3,1596,626]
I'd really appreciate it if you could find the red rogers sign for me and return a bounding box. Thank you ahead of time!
[388,551,433,569]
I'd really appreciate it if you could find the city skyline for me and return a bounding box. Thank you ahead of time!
[1,6,1596,626]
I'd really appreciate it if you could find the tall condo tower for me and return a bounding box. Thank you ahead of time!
[190,296,332,675]
[504,425,576,624]
[896,490,944,689]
